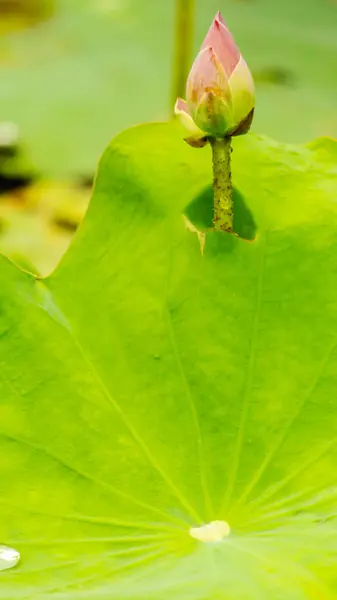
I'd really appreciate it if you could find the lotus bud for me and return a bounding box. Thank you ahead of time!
[175,11,255,145]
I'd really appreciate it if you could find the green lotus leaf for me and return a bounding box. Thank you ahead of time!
[0,123,336,599]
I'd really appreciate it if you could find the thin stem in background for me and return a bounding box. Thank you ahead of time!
[171,0,195,112]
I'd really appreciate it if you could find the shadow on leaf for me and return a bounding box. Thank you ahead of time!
[185,185,257,241]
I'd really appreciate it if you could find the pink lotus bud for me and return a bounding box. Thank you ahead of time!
[175,11,255,143]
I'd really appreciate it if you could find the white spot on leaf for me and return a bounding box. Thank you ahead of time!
[190,520,230,543]
[0,545,20,571]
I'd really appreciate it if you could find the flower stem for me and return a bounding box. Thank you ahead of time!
[210,137,233,232]
[171,0,195,112]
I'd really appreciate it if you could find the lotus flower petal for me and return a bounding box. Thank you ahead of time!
[228,56,255,130]
[175,98,208,146]
[175,98,193,125]
[186,47,231,112]
[175,98,206,137]
[215,10,226,26]
[230,109,255,137]
[201,12,240,78]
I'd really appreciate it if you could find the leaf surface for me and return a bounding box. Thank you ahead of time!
[0,124,337,598]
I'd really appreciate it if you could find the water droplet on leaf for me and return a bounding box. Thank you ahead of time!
[0,545,20,571]
[189,520,230,543]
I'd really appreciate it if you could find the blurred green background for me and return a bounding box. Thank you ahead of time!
[1,0,337,274]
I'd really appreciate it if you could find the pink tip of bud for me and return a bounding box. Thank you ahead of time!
[215,11,226,26]
[200,12,240,78]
